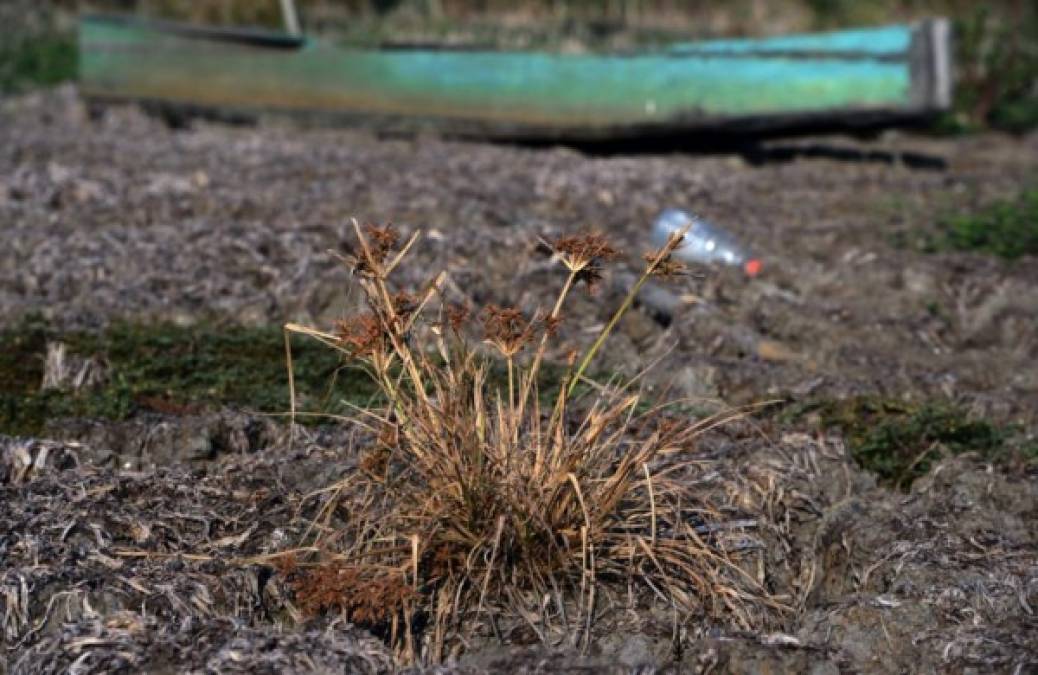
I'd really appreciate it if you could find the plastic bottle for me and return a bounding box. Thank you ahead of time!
[651,208,761,277]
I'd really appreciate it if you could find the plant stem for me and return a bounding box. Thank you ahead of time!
[566,271,648,398]
[566,226,689,398]
[518,268,578,421]
[507,355,515,418]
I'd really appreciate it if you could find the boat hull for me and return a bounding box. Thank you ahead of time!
[78,14,952,139]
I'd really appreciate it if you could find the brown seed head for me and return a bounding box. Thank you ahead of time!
[643,250,690,281]
[552,232,619,272]
[334,313,386,357]
[481,305,534,357]
[354,224,400,275]
[445,303,470,333]
[365,224,399,258]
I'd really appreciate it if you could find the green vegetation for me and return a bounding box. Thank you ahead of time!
[0,33,76,95]
[886,183,1038,260]
[0,1,76,97]
[0,317,379,436]
[937,4,1038,134]
[935,185,1038,259]
[783,396,1030,489]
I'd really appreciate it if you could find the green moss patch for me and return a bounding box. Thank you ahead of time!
[892,183,1038,260]
[933,186,1038,260]
[782,396,1025,489]
[0,317,379,436]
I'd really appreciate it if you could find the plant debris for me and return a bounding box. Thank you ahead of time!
[1,87,1037,672]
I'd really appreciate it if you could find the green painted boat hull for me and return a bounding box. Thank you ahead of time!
[78,14,952,139]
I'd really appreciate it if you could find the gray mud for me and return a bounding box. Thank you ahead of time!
[2,87,1037,673]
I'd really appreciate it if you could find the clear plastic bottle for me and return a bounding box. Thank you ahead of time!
[651,208,761,277]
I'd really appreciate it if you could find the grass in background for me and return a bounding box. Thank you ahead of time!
[0,2,76,95]
[934,2,1038,134]
[935,185,1038,259]
[888,182,1038,260]
[0,34,76,95]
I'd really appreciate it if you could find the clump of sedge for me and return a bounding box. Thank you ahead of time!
[284,220,776,663]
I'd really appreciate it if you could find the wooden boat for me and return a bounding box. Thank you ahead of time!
[78,13,952,140]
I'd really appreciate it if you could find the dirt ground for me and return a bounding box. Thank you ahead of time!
[1,87,1036,673]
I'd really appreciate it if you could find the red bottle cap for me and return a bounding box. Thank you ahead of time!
[744,259,762,277]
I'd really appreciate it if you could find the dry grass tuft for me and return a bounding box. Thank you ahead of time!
[284,219,778,663]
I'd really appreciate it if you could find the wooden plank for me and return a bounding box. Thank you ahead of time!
[279,0,301,37]
[78,14,952,139]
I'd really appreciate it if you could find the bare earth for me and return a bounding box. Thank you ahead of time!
[1,87,1036,673]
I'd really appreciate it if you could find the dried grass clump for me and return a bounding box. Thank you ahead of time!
[285,557,419,627]
[284,221,774,663]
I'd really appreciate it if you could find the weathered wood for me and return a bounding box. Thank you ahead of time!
[78,14,952,139]
[278,0,300,37]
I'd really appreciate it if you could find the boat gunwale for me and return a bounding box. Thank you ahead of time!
[81,12,918,62]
